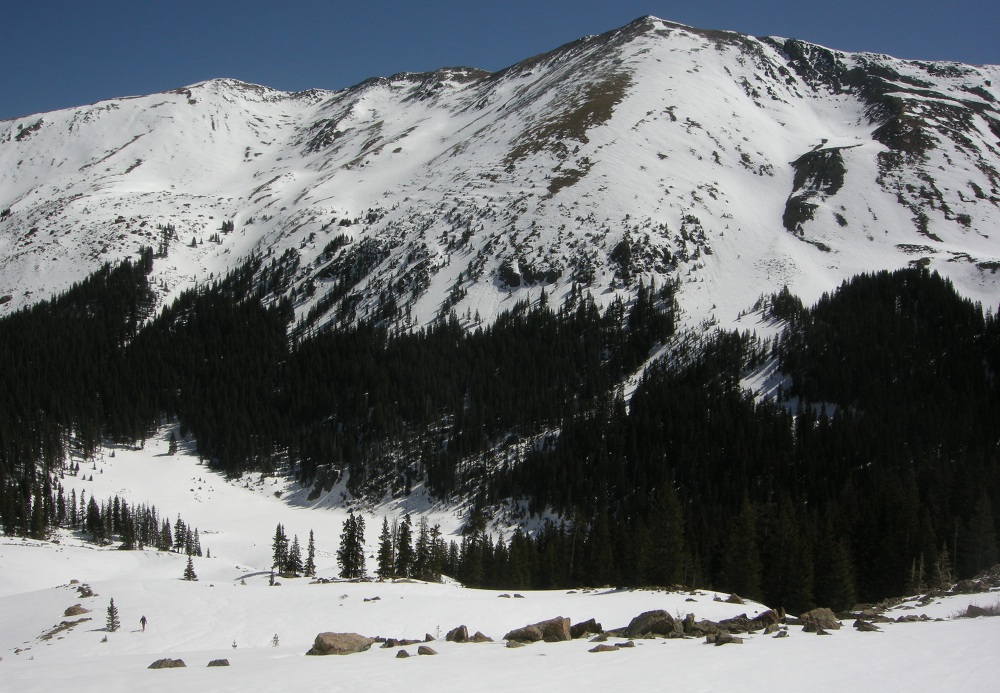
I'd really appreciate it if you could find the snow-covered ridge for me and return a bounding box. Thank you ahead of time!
[1,16,999,332]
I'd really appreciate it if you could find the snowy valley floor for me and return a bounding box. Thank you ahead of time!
[2,436,999,692]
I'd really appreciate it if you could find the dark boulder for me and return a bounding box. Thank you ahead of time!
[148,658,186,669]
[446,625,469,643]
[570,618,603,639]
[625,610,676,638]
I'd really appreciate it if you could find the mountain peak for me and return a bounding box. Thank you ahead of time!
[1,18,999,331]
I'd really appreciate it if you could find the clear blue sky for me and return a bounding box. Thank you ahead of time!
[2,0,997,121]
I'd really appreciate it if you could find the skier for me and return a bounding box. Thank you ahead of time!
[140,615,147,632]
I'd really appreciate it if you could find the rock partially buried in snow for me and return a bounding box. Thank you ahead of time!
[63,604,90,616]
[800,607,842,631]
[503,616,571,643]
[446,625,469,642]
[207,659,230,667]
[417,645,437,656]
[624,610,677,638]
[306,632,376,655]
[590,644,620,653]
[570,618,603,638]
[148,658,186,669]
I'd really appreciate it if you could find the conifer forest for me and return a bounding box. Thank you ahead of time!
[1,248,998,613]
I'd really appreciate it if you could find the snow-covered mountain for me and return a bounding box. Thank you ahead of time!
[2,15,1000,330]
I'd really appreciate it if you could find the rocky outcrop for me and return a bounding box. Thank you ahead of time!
[63,604,90,616]
[306,632,376,656]
[207,659,230,667]
[417,645,437,656]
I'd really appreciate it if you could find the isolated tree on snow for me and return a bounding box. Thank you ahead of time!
[304,529,316,577]
[183,554,198,581]
[106,598,120,632]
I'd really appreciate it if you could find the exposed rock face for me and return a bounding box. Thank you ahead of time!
[148,658,186,669]
[725,594,744,605]
[306,632,376,656]
[470,631,493,643]
[800,607,842,631]
[417,645,437,656]
[625,610,677,638]
[207,659,230,667]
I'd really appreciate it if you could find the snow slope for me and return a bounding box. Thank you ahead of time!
[2,17,999,334]
[1,431,998,691]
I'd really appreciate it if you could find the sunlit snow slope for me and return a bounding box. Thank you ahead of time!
[2,17,999,330]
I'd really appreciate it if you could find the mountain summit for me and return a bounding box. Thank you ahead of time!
[1,16,999,330]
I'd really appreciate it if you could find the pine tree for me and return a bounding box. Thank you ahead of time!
[106,598,120,632]
[337,513,366,579]
[183,554,198,581]
[377,517,394,579]
[304,529,316,577]
[272,523,289,573]
[288,535,303,576]
[394,515,414,578]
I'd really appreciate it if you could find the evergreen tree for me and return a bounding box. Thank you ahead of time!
[394,515,414,578]
[377,517,394,579]
[183,554,198,581]
[304,529,317,577]
[272,523,289,573]
[106,598,120,632]
[287,534,303,576]
[337,513,366,579]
